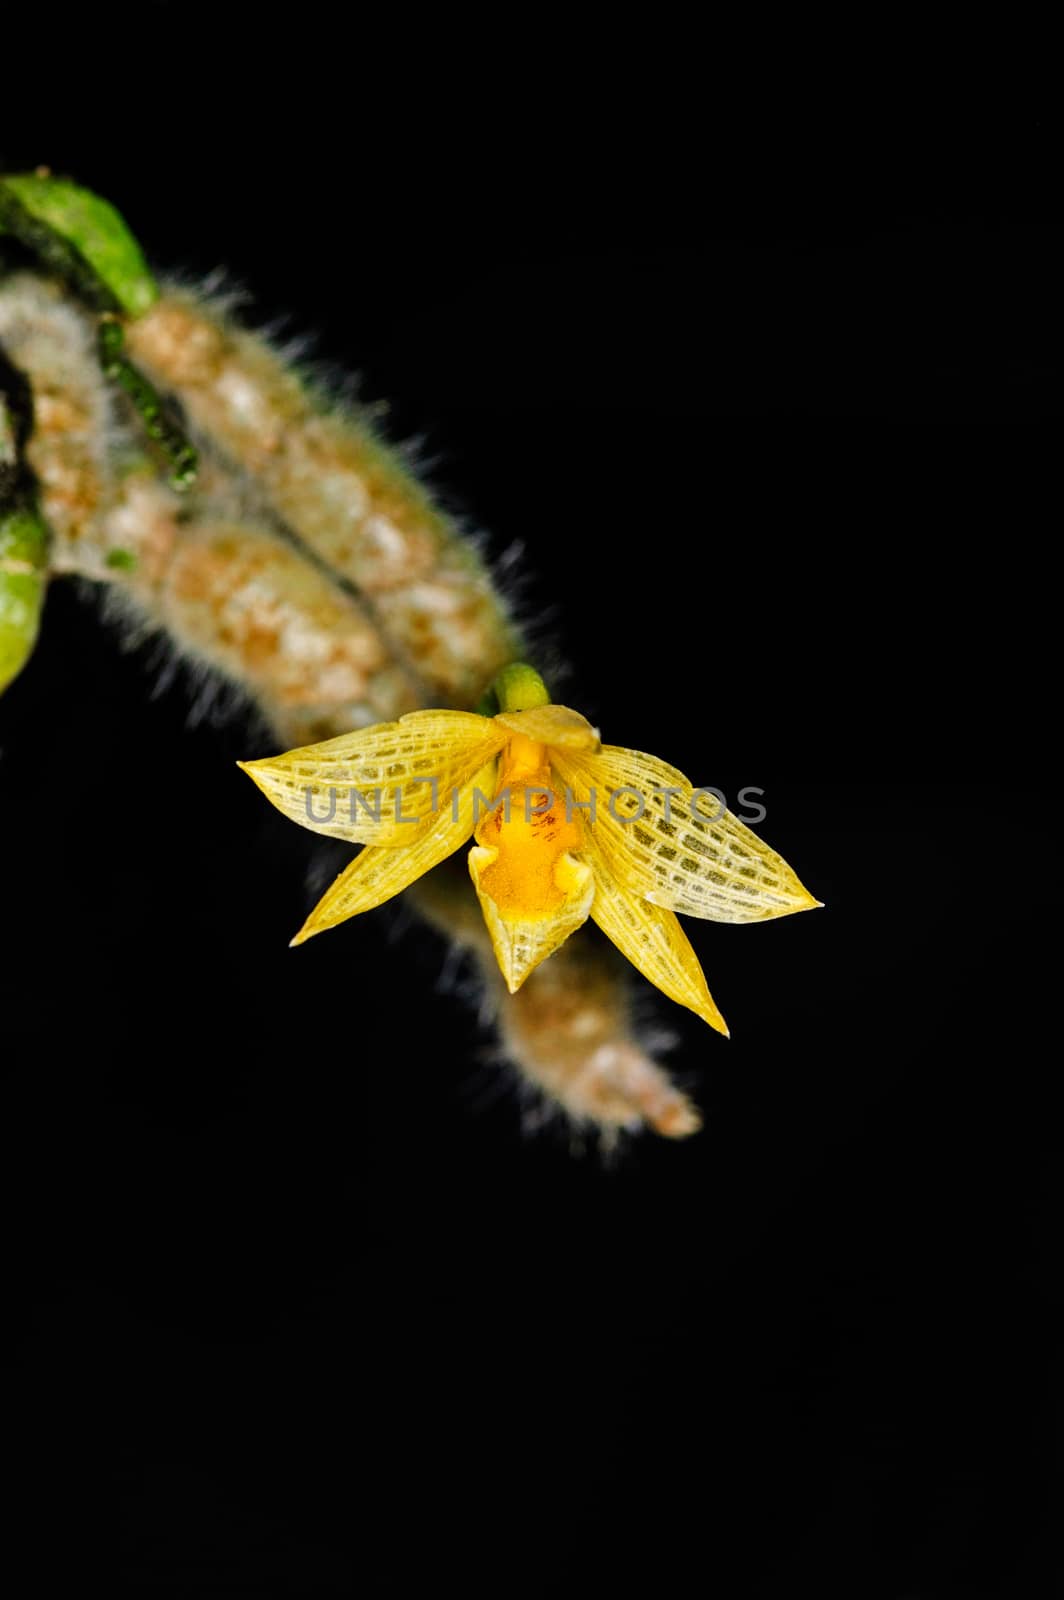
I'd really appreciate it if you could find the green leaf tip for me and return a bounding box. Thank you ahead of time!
[0,172,157,317]
[493,662,550,712]
[0,500,48,695]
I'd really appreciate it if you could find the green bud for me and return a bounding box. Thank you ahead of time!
[493,662,550,712]
[0,172,157,317]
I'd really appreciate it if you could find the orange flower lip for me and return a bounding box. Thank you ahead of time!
[467,729,596,992]
[473,736,587,921]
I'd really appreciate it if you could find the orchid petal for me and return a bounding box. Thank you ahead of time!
[582,834,729,1034]
[239,709,505,845]
[292,763,496,944]
[552,745,819,923]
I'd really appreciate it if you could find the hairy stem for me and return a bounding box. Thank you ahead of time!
[1,215,701,1141]
[126,292,520,706]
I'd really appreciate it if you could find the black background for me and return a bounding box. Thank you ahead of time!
[1,16,1060,1595]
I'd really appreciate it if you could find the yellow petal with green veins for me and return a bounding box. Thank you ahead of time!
[238,710,505,845]
[583,836,729,1034]
[552,745,820,923]
[291,763,497,944]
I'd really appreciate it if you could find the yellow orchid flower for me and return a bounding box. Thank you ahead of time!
[238,664,820,1034]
